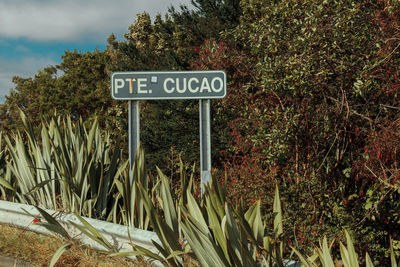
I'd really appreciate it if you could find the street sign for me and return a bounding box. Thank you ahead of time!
[111,70,226,100]
[111,70,227,195]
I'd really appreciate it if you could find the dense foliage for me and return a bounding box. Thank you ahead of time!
[0,0,399,264]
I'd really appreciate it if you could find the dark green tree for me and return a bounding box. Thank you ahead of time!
[106,2,243,171]
[196,0,400,263]
[4,49,111,128]
[56,49,111,119]
[169,0,242,42]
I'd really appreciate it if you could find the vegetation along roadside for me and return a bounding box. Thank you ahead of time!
[0,0,399,266]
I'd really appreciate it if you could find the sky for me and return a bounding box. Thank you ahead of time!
[0,0,192,104]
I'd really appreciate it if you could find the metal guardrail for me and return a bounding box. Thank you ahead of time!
[0,200,162,266]
[0,200,302,267]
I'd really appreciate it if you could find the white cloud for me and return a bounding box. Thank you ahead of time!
[0,56,57,102]
[0,0,193,104]
[15,45,30,53]
[0,0,192,42]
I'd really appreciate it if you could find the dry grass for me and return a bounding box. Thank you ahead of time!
[0,223,150,267]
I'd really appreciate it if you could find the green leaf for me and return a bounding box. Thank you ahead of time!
[34,207,70,240]
[0,176,14,191]
[186,190,208,233]
[318,237,335,267]
[69,215,114,251]
[181,219,228,267]
[365,200,373,210]
[390,237,398,267]
[87,118,98,153]
[158,168,179,233]
[119,243,165,262]
[365,252,374,267]
[345,230,358,266]
[273,185,283,238]
[244,200,264,244]
[291,246,313,267]
[25,179,57,195]
[166,250,186,260]
[273,184,283,262]
[205,196,230,264]
[49,243,72,267]
[136,181,182,255]
[224,203,244,265]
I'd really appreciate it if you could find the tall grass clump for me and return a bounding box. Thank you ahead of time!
[0,131,10,196]
[38,155,399,266]
[2,111,399,266]
[0,111,125,220]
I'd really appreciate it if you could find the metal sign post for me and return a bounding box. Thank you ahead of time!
[200,99,212,194]
[128,100,140,183]
[111,70,226,195]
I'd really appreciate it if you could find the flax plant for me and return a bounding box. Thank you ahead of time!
[179,183,285,267]
[26,148,400,266]
[0,131,13,198]
[292,230,399,267]
[1,111,124,220]
[114,147,153,229]
[124,164,286,267]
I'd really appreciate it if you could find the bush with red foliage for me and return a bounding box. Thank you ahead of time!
[190,0,400,264]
